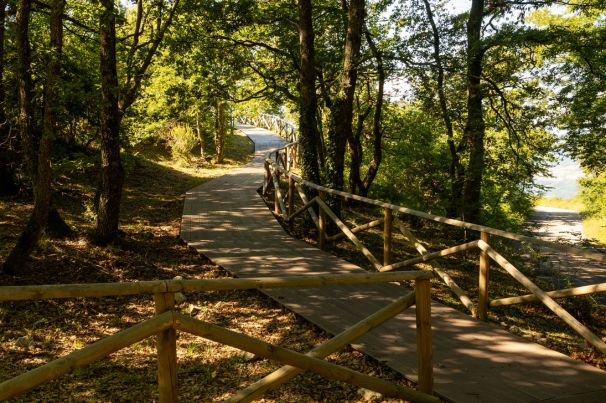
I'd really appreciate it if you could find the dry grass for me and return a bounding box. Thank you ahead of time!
[0,133,417,401]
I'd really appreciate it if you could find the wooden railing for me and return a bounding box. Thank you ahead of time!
[238,114,298,143]
[263,140,606,355]
[0,272,438,403]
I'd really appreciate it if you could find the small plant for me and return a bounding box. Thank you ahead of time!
[168,124,198,161]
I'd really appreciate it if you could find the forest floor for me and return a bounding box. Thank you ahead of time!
[267,193,606,371]
[0,134,413,402]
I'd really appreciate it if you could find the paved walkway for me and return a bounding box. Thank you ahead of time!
[529,207,606,300]
[181,125,606,402]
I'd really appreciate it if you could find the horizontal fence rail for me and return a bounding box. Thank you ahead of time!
[0,271,432,301]
[0,272,437,402]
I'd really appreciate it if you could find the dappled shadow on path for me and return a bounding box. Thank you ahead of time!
[181,126,606,402]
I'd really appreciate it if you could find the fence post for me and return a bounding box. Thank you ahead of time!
[263,160,270,195]
[154,293,177,402]
[288,176,294,227]
[274,168,281,215]
[318,191,326,250]
[478,231,490,320]
[383,208,393,266]
[415,278,433,395]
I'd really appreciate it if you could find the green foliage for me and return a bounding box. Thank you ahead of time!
[168,124,198,161]
[579,172,606,220]
[370,103,450,212]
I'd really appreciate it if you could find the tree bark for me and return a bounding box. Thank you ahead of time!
[93,0,124,245]
[297,0,321,185]
[0,0,18,197]
[2,0,64,274]
[195,109,205,159]
[215,101,226,163]
[325,0,365,213]
[462,0,486,224]
[347,102,369,194]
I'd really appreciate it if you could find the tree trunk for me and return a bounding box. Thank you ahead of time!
[215,101,226,163]
[359,30,385,197]
[297,0,321,185]
[347,103,369,194]
[421,0,465,218]
[461,0,485,224]
[195,109,205,159]
[93,0,124,245]
[2,0,64,274]
[0,0,18,197]
[325,0,365,218]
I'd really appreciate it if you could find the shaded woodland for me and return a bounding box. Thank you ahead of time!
[0,1,605,400]
[0,0,604,270]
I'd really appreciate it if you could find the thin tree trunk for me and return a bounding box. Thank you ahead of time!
[462,0,486,223]
[421,0,465,217]
[2,0,64,274]
[195,109,205,159]
[215,101,226,163]
[347,103,369,194]
[297,0,321,185]
[359,30,385,197]
[92,0,178,244]
[93,0,123,245]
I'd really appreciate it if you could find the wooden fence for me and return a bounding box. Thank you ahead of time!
[0,272,438,403]
[260,137,606,355]
[238,114,298,143]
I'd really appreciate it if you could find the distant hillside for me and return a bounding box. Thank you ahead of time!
[535,157,582,199]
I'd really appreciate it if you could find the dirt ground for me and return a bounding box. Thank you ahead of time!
[0,136,418,402]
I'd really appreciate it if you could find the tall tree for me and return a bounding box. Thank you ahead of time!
[94,0,122,245]
[421,0,464,217]
[2,0,65,274]
[93,0,179,244]
[0,0,17,197]
[297,0,321,184]
[325,0,365,200]
[461,0,486,223]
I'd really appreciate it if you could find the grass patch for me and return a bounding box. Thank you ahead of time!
[536,197,584,212]
[583,216,606,246]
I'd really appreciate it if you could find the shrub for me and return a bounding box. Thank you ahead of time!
[169,124,198,161]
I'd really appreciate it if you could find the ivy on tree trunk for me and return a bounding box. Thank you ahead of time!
[462,0,486,224]
[297,0,321,185]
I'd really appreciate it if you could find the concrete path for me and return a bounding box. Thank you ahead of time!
[529,206,606,298]
[181,125,606,402]
[531,206,585,244]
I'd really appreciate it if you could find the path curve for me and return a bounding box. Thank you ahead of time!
[181,125,606,402]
